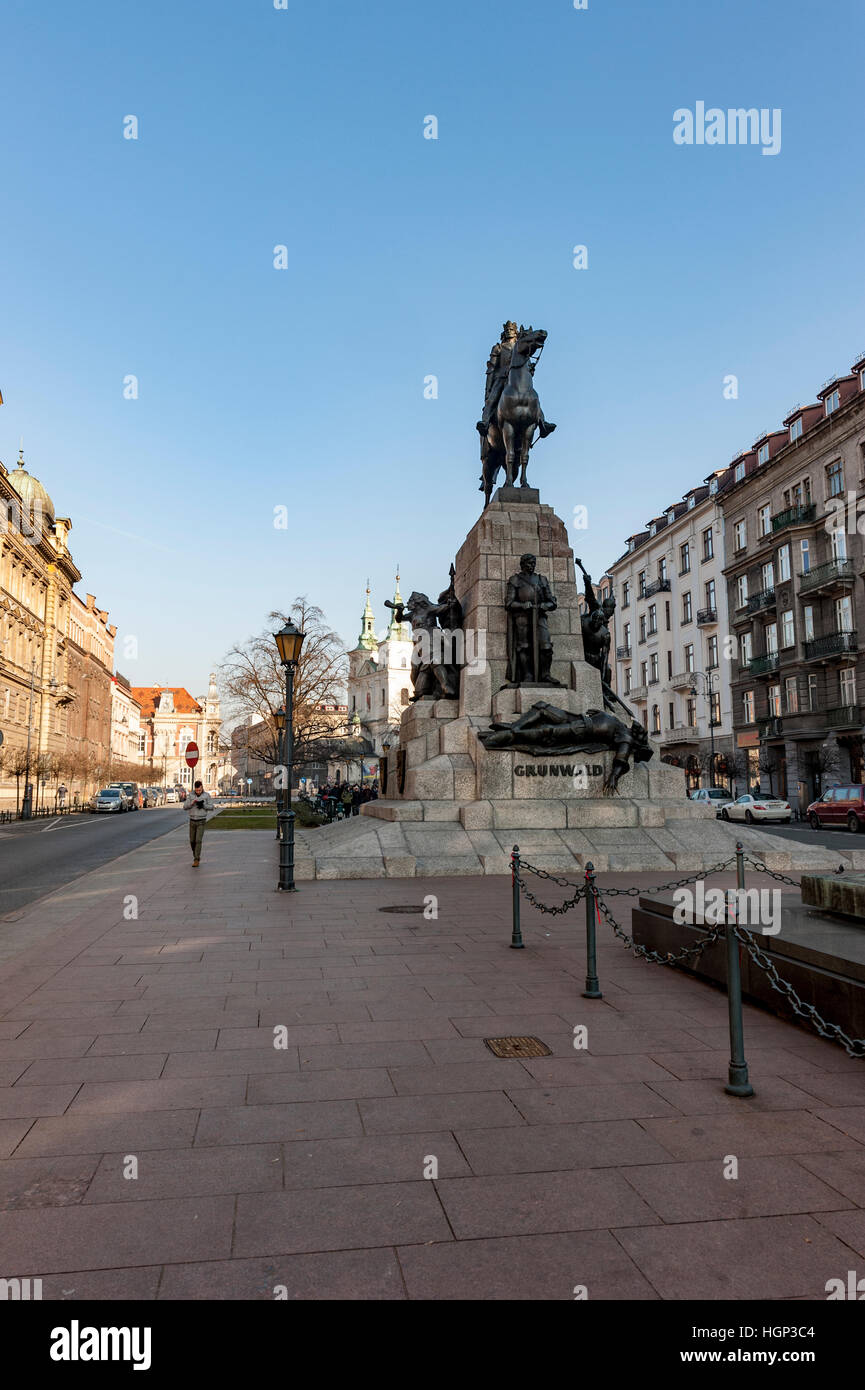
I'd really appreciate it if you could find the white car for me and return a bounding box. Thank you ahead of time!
[689,787,735,816]
[721,794,791,824]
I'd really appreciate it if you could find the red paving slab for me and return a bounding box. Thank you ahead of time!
[0,824,863,1299]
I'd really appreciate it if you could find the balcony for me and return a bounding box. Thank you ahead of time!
[662,724,699,746]
[616,645,631,660]
[759,717,783,739]
[772,502,816,532]
[748,653,780,677]
[804,630,858,662]
[745,588,776,614]
[644,577,671,597]
[696,607,718,626]
[826,703,861,729]
[628,684,648,701]
[669,670,697,691]
[799,558,855,595]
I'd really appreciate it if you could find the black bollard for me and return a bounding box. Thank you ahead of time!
[582,862,603,999]
[724,842,754,1096]
[510,844,524,949]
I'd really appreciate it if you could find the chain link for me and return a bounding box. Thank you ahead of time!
[516,860,586,915]
[732,924,865,1059]
[595,891,727,965]
[740,854,807,888]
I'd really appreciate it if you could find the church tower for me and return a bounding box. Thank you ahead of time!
[348,583,378,682]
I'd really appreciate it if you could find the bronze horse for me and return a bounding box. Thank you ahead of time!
[480,325,549,507]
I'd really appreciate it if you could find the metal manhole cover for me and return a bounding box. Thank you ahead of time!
[378,905,425,914]
[484,1035,552,1059]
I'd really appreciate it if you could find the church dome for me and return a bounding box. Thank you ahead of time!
[8,451,55,519]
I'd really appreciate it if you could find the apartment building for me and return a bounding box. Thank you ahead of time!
[606,486,733,788]
[719,352,865,810]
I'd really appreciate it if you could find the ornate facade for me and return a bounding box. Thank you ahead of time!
[346,577,413,755]
[133,676,223,790]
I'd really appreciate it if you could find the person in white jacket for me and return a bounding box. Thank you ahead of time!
[183,780,214,867]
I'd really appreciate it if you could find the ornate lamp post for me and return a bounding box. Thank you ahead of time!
[274,704,286,841]
[690,669,719,786]
[274,619,305,890]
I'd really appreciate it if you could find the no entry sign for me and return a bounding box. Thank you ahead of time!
[185,741,200,768]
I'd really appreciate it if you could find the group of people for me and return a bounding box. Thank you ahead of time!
[315,783,379,821]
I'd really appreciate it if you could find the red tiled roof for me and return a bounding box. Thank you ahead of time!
[131,687,202,718]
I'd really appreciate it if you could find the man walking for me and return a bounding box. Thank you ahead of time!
[183,780,214,867]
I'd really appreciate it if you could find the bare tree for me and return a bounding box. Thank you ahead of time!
[218,598,348,768]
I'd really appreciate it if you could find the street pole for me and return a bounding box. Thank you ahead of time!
[22,656,36,819]
[278,663,296,890]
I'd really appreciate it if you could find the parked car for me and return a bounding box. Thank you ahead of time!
[807,785,865,833]
[95,787,126,813]
[141,787,157,807]
[107,783,132,809]
[721,793,791,824]
[689,787,735,816]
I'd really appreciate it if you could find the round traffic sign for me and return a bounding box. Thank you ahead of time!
[184,741,200,768]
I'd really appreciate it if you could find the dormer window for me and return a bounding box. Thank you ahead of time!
[860,369,865,392]
[628,538,635,553]
[709,478,718,495]
[757,443,769,465]
[790,417,803,442]
[667,510,675,525]
[825,389,840,415]
[734,462,745,482]
[687,495,695,510]
[649,523,656,537]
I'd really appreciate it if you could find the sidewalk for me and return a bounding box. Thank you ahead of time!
[0,822,864,1300]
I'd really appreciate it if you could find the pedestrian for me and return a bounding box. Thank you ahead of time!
[351,784,361,816]
[340,783,353,819]
[183,779,214,867]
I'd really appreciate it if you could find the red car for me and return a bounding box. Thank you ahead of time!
[807,785,865,833]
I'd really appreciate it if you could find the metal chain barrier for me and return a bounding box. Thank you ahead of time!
[740,854,807,888]
[595,891,727,966]
[732,923,865,1059]
[517,859,586,915]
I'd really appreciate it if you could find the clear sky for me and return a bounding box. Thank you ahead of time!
[2,0,863,708]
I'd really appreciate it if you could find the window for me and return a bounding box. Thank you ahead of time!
[703,527,714,560]
[739,632,752,666]
[688,494,696,510]
[734,520,746,551]
[790,417,803,442]
[803,605,814,641]
[825,389,840,415]
[705,579,716,610]
[651,704,661,734]
[640,661,648,685]
[639,614,647,642]
[649,523,657,537]
[765,622,778,655]
[138,733,146,755]
[709,477,719,495]
[638,570,647,597]
[622,580,631,607]
[808,674,818,711]
[781,610,794,647]
[836,595,853,632]
[709,691,721,727]
[831,527,847,560]
[380,688,385,705]
[623,621,631,650]
[758,505,771,537]
[665,600,671,631]
[684,643,695,673]
[826,460,844,497]
[682,592,692,623]
[624,668,632,694]
[686,696,696,725]
[668,702,675,728]
[680,542,691,573]
[777,544,790,582]
[800,538,810,574]
[840,668,857,706]
[650,653,659,683]
[707,635,718,668]
[658,557,667,582]
[761,561,774,592]
[768,685,781,717]
[757,442,770,465]
[648,604,657,634]
[736,575,749,608]
[743,690,755,723]
[785,676,798,714]
[400,688,410,706]
[667,650,673,678]
[734,462,746,482]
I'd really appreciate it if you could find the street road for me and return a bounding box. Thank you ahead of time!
[0,806,187,917]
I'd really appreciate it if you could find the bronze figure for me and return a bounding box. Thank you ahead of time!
[478,701,653,795]
[504,554,560,687]
[385,570,463,701]
[478,323,556,506]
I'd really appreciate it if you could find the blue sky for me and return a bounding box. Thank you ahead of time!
[2,0,863,709]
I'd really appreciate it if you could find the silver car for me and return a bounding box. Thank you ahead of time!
[95,787,126,813]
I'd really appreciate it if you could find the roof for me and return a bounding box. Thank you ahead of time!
[131,687,203,718]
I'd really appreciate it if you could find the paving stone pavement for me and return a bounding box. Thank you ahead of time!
[0,823,864,1300]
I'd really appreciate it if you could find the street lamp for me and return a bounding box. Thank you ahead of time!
[274,619,305,890]
[690,669,719,787]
